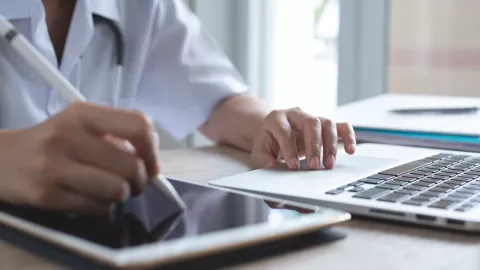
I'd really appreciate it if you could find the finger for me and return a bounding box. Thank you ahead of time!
[286,109,322,170]
[54,191,111,215]
[264,200,315,214]
[295,130,306,158]
[252,132,280,168]
[336,122,356,154]
[265,111,299,169]
[320,118,338,169]
[59,163,131,202]
[68,103,159,178]
[69,132,148,195]
[31,186,111,215]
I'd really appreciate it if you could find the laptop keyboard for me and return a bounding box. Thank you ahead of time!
[326,153,480,212]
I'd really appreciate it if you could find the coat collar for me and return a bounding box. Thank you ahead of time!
[0,0,121,22]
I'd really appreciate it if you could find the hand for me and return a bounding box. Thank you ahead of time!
[264,200,316,214]
[0,103,160,214]
[251,107,356,170]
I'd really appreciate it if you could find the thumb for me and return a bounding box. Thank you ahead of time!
[252,150,279,168]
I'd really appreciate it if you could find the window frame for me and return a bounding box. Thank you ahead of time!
[337,0,390,105]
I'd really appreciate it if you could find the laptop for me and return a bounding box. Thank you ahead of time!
[210,144,480,232]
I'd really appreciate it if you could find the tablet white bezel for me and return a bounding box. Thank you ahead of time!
[0,182,350,269]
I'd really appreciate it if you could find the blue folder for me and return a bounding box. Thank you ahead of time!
[355,128,480,144]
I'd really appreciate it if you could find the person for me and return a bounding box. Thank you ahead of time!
[0,0,356,214]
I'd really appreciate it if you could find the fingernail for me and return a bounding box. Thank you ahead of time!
[326,155,336,169]
[289,157,299,169]
[309,156,320,170]
[348,144,356,153]
[134,160,149,195]
[121,182,131,200]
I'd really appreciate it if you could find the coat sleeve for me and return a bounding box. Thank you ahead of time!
[135,0,248,140]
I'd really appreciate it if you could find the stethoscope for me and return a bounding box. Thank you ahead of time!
[89,14,127,219]
[76,14,125,107]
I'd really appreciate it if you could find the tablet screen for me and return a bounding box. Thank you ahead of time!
[0,180,316,249]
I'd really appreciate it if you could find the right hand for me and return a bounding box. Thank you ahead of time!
[0,102,160,215]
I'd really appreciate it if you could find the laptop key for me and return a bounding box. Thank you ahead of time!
[348,187,365,193]
[403,173,422,179]
[410,172,427,177]
[413,181,434,187]
[449,192,472,198]
[463,171,480,177]
[443,169,461,174]
[452,155,470,160]
[348,181,364,187]
[368,174,395,180]
[452,176,473,181]
[421,191,442,198]
[462,161,479,166]
[463,185,480,191]
[469,181,480,187]
[376,183,399,190]
[428,187,449,193]
[435,172,455,177]
[429,200,456,209]
[394,176,417,182]
[378,192,409,202]
[443,196,465,202]
[353,188,390,199]
[455,207,472,212]
[461,203,475,209]
[360,178,385,185]
[404,185,427,191]
[326,189,343,195]
[396,188,416,195]
[456,189,478,195]
[402,199,427,206]
[422,178,442,184]
[380,159,432,176]
[384,180,407,186]
[446,179,467,185]
[425,163,444,168]
[451,166,469,171]
[438,183,459,189]
[410,195,433,202]
[429,175,450,181]
[433,153,452,159]
[415,169,437,174]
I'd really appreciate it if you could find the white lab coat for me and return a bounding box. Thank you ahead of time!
[0,0,247,139]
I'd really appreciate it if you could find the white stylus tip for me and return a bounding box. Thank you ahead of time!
[154,175,187,210]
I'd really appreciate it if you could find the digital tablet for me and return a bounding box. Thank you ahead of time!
[0,179,350,269]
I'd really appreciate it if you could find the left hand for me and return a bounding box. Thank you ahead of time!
[251,107,356,170]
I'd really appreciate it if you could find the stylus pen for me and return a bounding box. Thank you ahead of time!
[390,107,479,115]
[0,16,186,211]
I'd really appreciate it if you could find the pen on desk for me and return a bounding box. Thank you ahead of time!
[390,107,479,115]
[0,16,186,211]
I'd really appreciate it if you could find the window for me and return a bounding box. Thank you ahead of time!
[266,0,340,116]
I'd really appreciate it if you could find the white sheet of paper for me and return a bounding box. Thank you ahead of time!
[333,94,480,136]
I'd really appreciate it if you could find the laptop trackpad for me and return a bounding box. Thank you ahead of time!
[210,154,400,200]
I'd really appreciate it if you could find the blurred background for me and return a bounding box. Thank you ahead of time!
[160,0,479,149]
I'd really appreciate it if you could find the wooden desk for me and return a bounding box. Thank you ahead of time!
[1,146,480,270]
